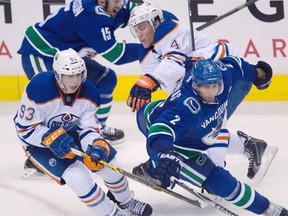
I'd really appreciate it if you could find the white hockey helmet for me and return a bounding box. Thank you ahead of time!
[53,48,87,93]
[129,1,164,37]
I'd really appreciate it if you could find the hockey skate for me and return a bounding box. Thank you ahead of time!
[238,131,278,182]
[263,202,288,216]
[22,158,48,180]
[132,160,161,185]
[107,191,153,216]
[102,125,125,145]
[113,207,131,216]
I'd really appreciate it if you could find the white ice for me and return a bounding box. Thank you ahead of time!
[0,101,287,216]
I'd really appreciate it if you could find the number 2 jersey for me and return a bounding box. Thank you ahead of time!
[143,56,259,157]
[14,72,102,152]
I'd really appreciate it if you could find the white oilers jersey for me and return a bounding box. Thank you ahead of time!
[14,72,102,152]
[138,19,238,94]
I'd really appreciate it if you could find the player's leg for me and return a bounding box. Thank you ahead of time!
[226,80,277,179]
[27,146,130,215]
[21,54,53,80]
[226,79,252,119]
[96,151,153,216]
[132,100,166,181]
[182,154,287,216]
[83,57,125,145]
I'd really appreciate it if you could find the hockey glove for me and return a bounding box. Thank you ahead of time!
[42,127,75,159]
[154,151,183,188]
[84,139,110,171]
[253,61,273,90]
[185,57,204,71]
[127,74,159,112]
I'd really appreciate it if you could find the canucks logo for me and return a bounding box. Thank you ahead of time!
[47,113,79,131]
[95,6,111,17]
[201,117,223,145]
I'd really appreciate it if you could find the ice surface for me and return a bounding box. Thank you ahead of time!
[0,101,287,216]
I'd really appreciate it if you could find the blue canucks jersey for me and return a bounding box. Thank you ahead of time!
[145,56,259,156]
[18,0,139,65]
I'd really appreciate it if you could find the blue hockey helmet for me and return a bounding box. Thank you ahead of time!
[191,59,223,95]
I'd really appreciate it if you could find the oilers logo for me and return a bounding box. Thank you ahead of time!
[47,113,79,131]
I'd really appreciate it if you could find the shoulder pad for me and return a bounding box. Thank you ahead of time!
[26,72,59,103]
[154,19,178,44]
[95,5,111,18]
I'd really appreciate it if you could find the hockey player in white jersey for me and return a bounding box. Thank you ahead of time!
[14,49,153,216]
[127,2,277,182]
[18,0,138,177]
[134,57,287,216]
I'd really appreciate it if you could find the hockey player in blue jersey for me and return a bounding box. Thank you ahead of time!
[14,49,153,216]
[18,0,138,177]
[127,2,276,181]
[134,57,287,216]
[18,0,140,145]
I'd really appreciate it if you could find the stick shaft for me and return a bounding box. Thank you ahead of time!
[173,178,239,216]
[188,0,196,51]
[70,148,205,208]
[196,0,259,31]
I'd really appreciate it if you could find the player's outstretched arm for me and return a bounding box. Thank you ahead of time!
[127,74,160,112]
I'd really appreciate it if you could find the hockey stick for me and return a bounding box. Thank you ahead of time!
[171,177,239,216]
[70,148,207,208]
[187,0,195,51]
[196,0,260,31]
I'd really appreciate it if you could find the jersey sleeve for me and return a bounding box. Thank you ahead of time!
[14,90,50,148]
[218,56,259,84]
[151,20,190,93]
[76,6,139,65]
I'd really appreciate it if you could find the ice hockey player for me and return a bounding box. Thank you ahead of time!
[134,57,287,216]
[14,49,153,216]
[127,2,275,180]
[18,0,138,177]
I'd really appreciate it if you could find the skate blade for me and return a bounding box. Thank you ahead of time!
[22,168,50,180]
[107,138,126,145]
[248,145,278,184]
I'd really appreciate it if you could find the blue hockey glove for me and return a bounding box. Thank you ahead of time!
[127,74,159,112]
[154,151,183,188]
[185,57,204,72]
[84,139,110,171]
[254,61,273,90]
[42,127,75,159]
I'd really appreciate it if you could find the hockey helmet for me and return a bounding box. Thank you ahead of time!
[129,1,164,38]
[191,59,224,96]
[53,48,87,93]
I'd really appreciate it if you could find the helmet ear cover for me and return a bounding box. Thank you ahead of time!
[128,2,164,37]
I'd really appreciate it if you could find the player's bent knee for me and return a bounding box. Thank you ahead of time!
[97,68,117,94]
[204,166,238,198]
[62,160,95,194]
